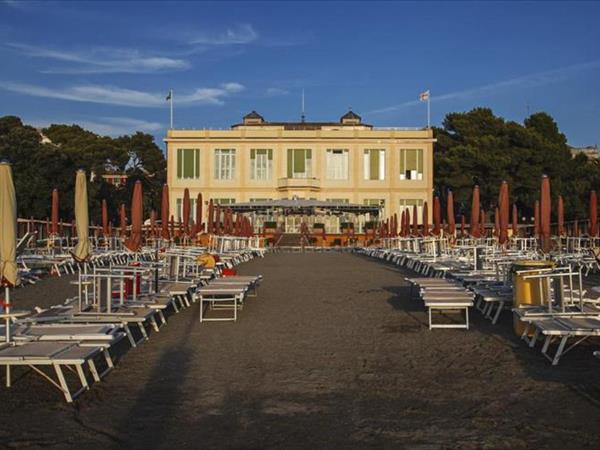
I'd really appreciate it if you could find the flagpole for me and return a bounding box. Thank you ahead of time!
[427,95,431,129]
[169,89,174,129]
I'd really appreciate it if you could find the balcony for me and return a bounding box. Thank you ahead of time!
[277,177,321,192]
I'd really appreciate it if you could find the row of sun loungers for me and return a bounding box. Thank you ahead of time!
[0,247,263,402]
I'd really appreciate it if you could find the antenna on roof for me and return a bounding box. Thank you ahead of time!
[301,89,305,123]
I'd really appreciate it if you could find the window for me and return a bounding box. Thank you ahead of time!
[364,198,385,217]
[287,149,312,178]
[250,198,269,202]
[213,198,236,205]
[326,149,349,180]
[325,198,349,204]
[250,149,273,180]
[399,199,424,224]
[399,149,424,180]
[176,198,197,222]
[363,149,385,180]
[214,149,236,180]
[176,149,200,179]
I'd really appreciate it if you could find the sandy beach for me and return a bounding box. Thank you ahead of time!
[0,252,599,449]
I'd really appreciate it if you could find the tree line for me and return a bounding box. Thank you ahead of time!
[0,109,598,225]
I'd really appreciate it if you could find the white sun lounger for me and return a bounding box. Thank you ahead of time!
[197,286,247,322]
[421,293,474,330]
[0,341,114,402]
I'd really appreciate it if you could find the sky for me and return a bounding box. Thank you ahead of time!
[0,1,599,149]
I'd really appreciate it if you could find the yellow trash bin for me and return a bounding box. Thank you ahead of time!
[512,260,555,335]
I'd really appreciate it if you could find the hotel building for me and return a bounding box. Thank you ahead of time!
[165,111,435,232]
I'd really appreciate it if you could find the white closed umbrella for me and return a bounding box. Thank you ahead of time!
[71,169,91,262]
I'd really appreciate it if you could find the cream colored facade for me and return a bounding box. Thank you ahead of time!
[165,112,435,227]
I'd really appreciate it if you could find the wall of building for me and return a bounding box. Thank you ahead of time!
[164,127,435,223]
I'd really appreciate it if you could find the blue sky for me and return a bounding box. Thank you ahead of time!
[0,1,599,149]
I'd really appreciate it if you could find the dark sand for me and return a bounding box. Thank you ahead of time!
[0,252,599,449]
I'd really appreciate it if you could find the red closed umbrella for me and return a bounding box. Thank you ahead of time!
[215,205,222,235]
[557,195,565,236]
[540,175,551,250]
[470,185,480,238]
[51,188,59,235]
[589,190,598,236]
[207,199,214,234]
[480,209,486,237]
[124,180,143,252]
[460,215,466,237]
[196,193,203,233]
[101,199,109,236]
[182,188,190,236]
[412,204,418,236]
[119,203,127,237]
[170,215,175,237]
[494,207,500,238]
[422,202,429,236]
[161,184,170,240]
[573,220,579,237]
[432,196,441,236]
[392,213,398,237]
[512,204,519,238]
[498,181,509,245]
[447,190,456,236]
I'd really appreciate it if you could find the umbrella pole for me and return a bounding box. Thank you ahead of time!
[5,286,10,388]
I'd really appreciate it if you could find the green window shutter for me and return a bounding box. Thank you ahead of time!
[406,150,417,171]
[369,150,379,180]
[267,149,273,160]
[294,150,305,174]
[195,149,200,178]
[177,149,182,178]
[183,150,194,178]
[287,149,293,177]
[417,149,423,174]
[399,149,405,176]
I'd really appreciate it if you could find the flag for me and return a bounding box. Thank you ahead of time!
[166,90,172,101]
[419,90,430,102]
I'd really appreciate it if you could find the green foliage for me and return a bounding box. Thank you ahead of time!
[0,116,165,224]
[434,108,598,220]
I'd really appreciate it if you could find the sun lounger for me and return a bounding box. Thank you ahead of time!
[0,341,114,402]
[197,286,247,322]
[421,293,474,330]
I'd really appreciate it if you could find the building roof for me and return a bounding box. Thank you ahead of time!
[229,198,380,215]
[243,110,264,121]
[340,110,361,121]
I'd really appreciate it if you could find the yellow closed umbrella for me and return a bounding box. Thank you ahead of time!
[71,169,91,262]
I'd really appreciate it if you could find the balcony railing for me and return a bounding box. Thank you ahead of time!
[277,177,321,191]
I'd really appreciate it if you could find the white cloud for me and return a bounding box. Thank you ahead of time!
[7,42,190,74]
[368,60,600,115]
[266,87,290,96]
[188,24,258,45]
[0,81,245,107]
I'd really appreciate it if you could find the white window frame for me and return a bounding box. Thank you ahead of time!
[363,149,385,181]
[214,149,236,180]
[326,149,349,180]
[250,149,273,181]
[399,149,424,180]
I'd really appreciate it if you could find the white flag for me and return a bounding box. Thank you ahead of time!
[419,90,430,101]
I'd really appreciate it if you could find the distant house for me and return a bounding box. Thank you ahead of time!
[102,173,128,188]
[570,144,599,160]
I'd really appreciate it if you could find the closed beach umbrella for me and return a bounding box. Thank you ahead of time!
[557,195,565,236]
[470,185,480,238]
[71,169,91,262]
[447,190,456,236]
[392,213,398,237]
[422,201,429,236]
[101,199,109,236]
[196,193,203,232]
[512,204,519,238]
[412,204,418,236]
[124,180,142,252]
[494,207,500,238]
[589,190,598,236]
[207,199,214,234]
[170,215,175,237]
[498,181,509,244]
[0,161,19,288]
[216,205,222,235]
[540,175,551,249]
[51,188,59,236]
[534,200,540,238]
[161,183,170,240]
[432,196,441,235]
[460,215,466,237]
[120,203,127,237]
[573,220,579,237]
[182,188,190,236]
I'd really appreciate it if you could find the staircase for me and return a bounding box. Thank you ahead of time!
[275,233,310,249]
